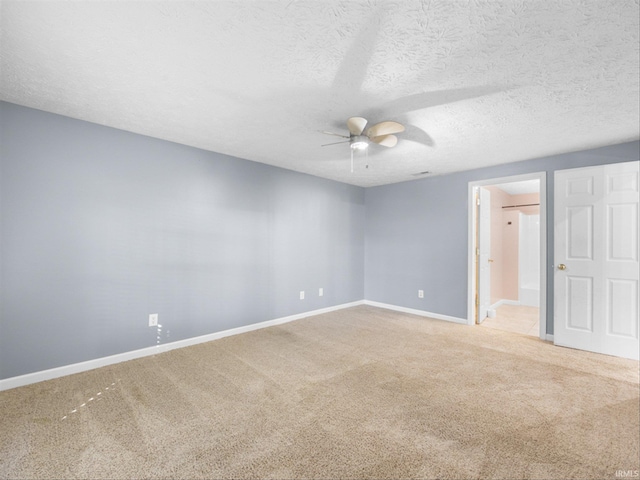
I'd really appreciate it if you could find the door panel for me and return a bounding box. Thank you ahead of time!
[566,276,593,332]
[555,161,640,360]
[607,279,638,337]
[608,170,638,193]
[567,176,593,196]
[608,203,637,261]
[567,206,593,259]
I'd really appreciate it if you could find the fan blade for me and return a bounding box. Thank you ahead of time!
[321,140,351,147]
[366,121,404,139]
[321,131,350,138]
[371,134,398,147]
[347,117,367,136]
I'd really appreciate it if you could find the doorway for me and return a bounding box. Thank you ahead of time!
[467,172,547,339]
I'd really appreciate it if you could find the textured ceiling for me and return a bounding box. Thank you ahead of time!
[1,1,638,187]
[493,179,540,195]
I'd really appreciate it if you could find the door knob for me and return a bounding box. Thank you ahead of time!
[557,264,567,270]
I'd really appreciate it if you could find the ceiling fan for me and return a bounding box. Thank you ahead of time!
[322,116,405,150]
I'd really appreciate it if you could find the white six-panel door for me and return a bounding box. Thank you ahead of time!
[554,161,639,360]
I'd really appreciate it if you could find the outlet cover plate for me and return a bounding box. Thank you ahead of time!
[149,313,158,327]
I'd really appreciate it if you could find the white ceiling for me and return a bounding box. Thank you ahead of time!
[494,179,539,195]
[1,1,638,187]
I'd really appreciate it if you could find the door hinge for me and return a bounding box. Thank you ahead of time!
[476,196,480,206]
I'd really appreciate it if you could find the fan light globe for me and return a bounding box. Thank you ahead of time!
[350,135,369,150]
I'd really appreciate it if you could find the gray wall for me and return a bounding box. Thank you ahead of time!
[0,102,365,379]
[364,140,640,333]
[2,100,638,381]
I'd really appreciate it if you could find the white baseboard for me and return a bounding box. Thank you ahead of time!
[363,300,467,324]
[0,300,365,392]
[545,334,554,342]
[490,299,521,309]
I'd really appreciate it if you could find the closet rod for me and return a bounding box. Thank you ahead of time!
[502,203,540,209]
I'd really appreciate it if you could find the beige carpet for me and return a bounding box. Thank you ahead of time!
[1,305,638,479]
[480,305,540,337]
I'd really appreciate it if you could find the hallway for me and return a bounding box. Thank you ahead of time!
[479,304,540,337]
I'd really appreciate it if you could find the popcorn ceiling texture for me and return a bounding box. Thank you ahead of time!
[1,0,638,186]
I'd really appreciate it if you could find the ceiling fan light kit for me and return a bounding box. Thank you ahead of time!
[323,116,405,172]
[350,136,369,150]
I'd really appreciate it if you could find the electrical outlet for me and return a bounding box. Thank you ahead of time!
[319,287,323,297]
[149,313,158,327]
[418,290,424,299]
[299,291,305,300]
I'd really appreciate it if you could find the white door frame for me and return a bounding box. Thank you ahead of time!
[467,172,548,339]
[478,187,491,323]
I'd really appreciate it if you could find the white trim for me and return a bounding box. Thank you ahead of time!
[0,300,364,392]
[538,175,548,340]
[467,184,477,326]
[363,300,467,324]
[489,299,521,309]
[467,172,547,340]
[545,334,554,342]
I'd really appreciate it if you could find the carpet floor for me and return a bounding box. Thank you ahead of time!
[1,305,638,479]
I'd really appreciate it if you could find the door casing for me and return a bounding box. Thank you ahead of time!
[477,187,491,323]
[467,172,548,339]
